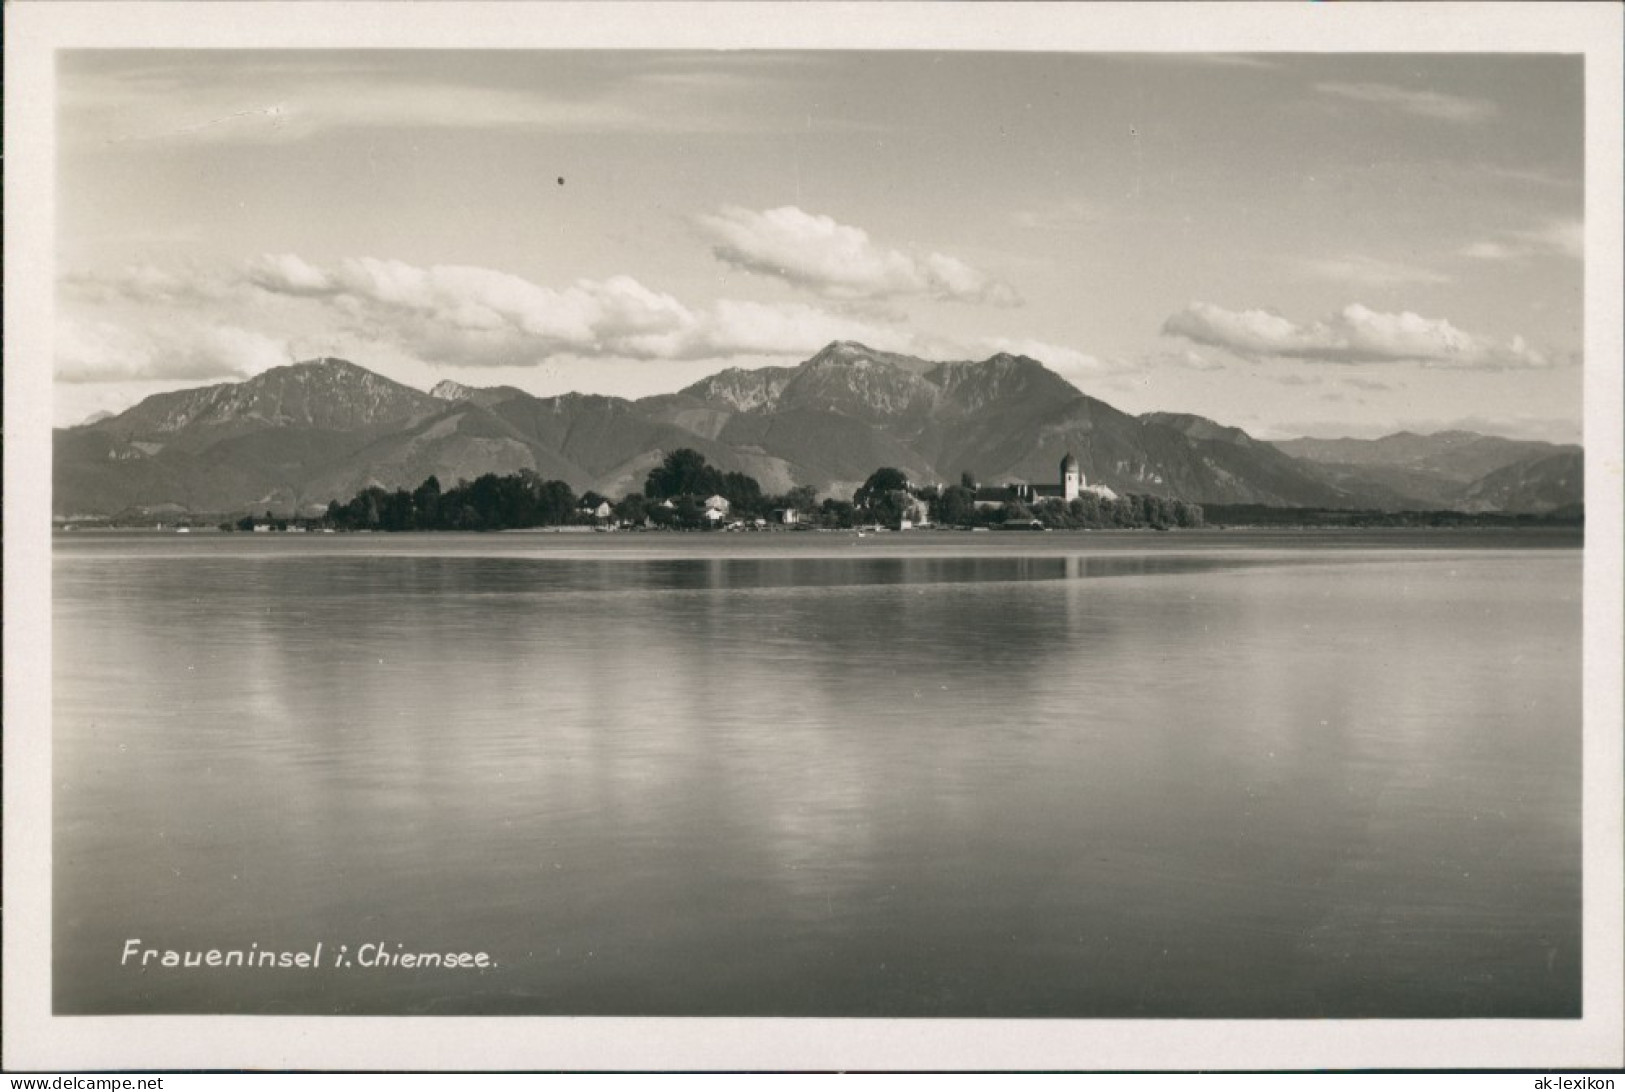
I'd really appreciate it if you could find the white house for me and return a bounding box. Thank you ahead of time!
[703,494,731,515]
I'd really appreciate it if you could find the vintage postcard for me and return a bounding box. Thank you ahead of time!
[5,1,1622,1073]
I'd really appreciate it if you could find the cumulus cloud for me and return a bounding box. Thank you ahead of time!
[1314,81,1498,124]
[61,262,238,304]
[1162,300,1549,370]
[697,205,1021,307]
[244,253,332,296]
[56,318,291,383]
[975,337,1125,376]
[699,299,911,358]
[244,253,907,365]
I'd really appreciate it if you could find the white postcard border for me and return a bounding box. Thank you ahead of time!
[5,1,1621,1072]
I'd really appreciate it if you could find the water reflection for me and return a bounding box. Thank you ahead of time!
[54,539,1581,1016]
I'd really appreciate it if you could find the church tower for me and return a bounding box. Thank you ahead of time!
[1060,451,1081,502]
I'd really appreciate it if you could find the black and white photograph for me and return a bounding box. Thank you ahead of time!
[5,1,1622,1073]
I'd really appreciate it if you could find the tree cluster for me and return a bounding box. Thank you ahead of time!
[917,482,1203,531]
[321,450,817,531]
[643,448,765,510]
[323,472,580,531]
[301,450,1203,532]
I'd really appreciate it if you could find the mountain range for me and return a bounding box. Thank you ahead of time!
[53,342,1583,518]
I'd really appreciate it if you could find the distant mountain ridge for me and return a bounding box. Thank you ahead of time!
[93,358,442,446]
[1273,430,1583,512]
[54,344,1584,517]
[1273,430,1579,480]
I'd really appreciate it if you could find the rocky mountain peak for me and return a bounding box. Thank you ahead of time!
[805,341,880,369]
[804,340,941,376]
[84,357,441,439]
[431,380,474,402]
[680,366,795,413]
[810,339,873,359]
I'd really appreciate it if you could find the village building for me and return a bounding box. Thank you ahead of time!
[898,494,931,529]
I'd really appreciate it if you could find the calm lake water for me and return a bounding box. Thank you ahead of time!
[53,530,1582,1017]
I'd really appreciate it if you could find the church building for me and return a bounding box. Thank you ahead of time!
[1002,452,1117,506]
[1027,452,1084,502]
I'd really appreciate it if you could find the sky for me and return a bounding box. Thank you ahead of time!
[55,50,1585,442]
